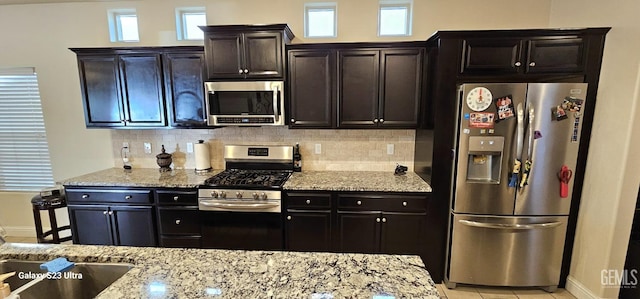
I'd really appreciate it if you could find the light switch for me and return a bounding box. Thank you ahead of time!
[315,144,321,154]
[186,142,194,153]
[387,144,394,155]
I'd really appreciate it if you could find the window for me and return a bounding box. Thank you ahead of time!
[108,9,140,42]
[378,0,412,36]
[0,68,54,191]
[304,3,337,38]
[176,7,207,40]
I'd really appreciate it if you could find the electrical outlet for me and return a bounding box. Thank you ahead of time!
[144,142,152,154]
[314,144,321,154]
[186,142,194,153]
[122,142,129,149]
[387,144,394,155]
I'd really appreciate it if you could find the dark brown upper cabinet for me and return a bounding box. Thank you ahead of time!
[286,42,424,129]
[338,48,423,129]
[162,49,207,127]
[73,51,166,128]
[461,36,585,75]
[287,49,336,128]
[71,47,207,129]
[200,24,294,80]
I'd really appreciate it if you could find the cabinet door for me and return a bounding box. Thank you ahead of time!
[380,212,425,255]
[243,32,284,78]
[461,38,523,74]
[288,50,336,128]
[338,50,380,128]
[111,206,157,247]
[68,205,113,245]
[337,211,380,253]
[204,33,244,79]
[76,55,124,127]
[163,52,207,127]
[526,38,585,73]
[379,49,422,128]
[119,54,166,127]
[285,211,332,251]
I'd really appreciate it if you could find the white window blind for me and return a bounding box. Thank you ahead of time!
[0,68,54,191]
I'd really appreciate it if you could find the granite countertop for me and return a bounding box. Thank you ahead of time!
[57,168,223,188]
[283,171,432,193]
[0,243,439,298]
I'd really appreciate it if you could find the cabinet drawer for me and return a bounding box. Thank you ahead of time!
[156,189,198,205]
[158,208,200,235]
[286,193,331,209]
[160,236,201,248]
[337,195,427,213]
[66,189,152,204]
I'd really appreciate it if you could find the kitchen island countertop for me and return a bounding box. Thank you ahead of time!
[0,243,439,298]
[283,171,432,192]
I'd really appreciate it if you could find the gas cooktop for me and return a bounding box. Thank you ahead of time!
[203,169,292,189]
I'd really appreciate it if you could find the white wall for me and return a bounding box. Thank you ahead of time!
[0,0,551,233]
[549,1,640,298]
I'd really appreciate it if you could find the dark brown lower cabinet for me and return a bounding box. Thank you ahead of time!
[285,211,332,251]
[380,212,425,254]
[68,205,156,247]
[337,211,379,252]
[155,189,201,248]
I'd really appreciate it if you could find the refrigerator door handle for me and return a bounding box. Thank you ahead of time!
[458,219,563,230]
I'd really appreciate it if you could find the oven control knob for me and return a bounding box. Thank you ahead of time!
[252,192,259,200]
[259,192,268,200]
[210,191,218,198]
[220,191,226,199]
[236,191,243,199]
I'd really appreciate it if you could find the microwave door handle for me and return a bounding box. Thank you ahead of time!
[272,86,280,121]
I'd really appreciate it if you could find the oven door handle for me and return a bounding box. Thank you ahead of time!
[272,84,280,122]
[200,201,280,210]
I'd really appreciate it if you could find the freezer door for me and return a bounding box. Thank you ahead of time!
[515,83,587,215]
[454,83,527,215]
[448,214,568,287]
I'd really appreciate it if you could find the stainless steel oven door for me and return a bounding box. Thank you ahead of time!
[205,81,284,126]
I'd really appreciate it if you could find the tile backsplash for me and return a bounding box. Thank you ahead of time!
[111,127,415,171]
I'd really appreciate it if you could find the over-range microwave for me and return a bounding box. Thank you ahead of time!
[204,81,284,126]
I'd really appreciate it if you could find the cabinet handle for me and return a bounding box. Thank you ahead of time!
[81,194,89,199]
[382,218,387,223]
[238,69,243,74]
[287,216,292,220]
[306,199,311,204]
[125,195,132,200]
[529,62,536,67]
[290,118,296,123]
[175,219,181,225]
[108,211,113,215]
[173,196,179,201]
[244,69,249,74]
[103,211,107,215]
[379,118,384,123]
[373,119,378,123]
[515,61,522,67]
[376,218,381,223]
[356,200,362,205]
[402,201,407,207]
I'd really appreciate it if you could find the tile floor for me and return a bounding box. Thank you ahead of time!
[3,236,576,299]
[435,283,576,299]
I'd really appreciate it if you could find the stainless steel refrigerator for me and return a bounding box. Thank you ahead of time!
[445,83,588,291]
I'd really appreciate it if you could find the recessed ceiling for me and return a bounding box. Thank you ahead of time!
[0,0,125,5]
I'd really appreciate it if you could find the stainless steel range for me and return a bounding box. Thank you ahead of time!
[198,145,293,250]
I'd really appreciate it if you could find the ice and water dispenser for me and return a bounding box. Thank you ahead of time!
[466,136,504,183]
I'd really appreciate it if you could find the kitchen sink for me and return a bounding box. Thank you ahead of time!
[0,259,132,299]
